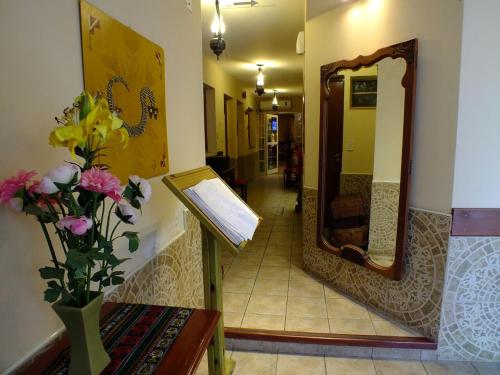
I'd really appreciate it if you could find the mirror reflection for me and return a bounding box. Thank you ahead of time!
[324,57,406,267]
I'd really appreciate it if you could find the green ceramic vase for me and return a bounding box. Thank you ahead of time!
[52,292,110,375]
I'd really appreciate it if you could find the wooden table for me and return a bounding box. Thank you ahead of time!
[17,303,220,375]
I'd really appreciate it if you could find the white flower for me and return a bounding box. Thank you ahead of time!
[116,203,139,225]
[40,164,80,194]
[129,175,152,204]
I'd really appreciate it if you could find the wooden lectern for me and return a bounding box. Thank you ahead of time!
[163,166,261,375]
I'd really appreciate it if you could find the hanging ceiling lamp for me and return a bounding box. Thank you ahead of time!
[255,64,265,96]
[210,0,226,59]
[272,90,279,111]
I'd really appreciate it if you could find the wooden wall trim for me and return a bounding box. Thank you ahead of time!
[451,208,500,236]
[225,328,437,350]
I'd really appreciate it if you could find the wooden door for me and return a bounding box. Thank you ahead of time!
[323,76,344,226]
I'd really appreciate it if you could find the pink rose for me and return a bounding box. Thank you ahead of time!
[79,167,122,202]
[0,170,37,209]
[56,216,93,235]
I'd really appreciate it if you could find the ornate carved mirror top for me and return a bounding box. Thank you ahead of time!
[317,39,418,280]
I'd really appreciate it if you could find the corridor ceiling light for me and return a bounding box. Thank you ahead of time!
[209,0,226,59]
[255,64,265,96]
[272,90,279,111]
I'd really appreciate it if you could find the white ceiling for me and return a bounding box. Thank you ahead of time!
[306,0,356,20]
[201,0,305,97]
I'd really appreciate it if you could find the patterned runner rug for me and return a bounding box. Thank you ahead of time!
[43,303,193,375]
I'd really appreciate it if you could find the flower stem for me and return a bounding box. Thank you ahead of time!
[40,221,59,269]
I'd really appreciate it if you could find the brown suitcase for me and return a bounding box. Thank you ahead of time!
[332,225,368,247]
[330,193,365,219]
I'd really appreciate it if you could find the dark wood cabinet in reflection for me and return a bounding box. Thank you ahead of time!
[317,39,418,280]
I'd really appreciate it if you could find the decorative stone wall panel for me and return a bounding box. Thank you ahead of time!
[107,212,204,309]
[438,237,500,361]
[303,187,450,340]
[368,181,400,260]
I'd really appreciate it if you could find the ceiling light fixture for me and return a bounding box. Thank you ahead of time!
[272,90,279,111]
[210,0,226,59]
[255,64,265,96]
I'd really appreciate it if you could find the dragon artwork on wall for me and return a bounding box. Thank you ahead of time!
[80,0,169,182]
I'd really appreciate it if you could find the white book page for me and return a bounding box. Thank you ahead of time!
[185,178,259,242]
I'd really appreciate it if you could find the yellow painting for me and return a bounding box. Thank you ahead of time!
[79,0,168,183]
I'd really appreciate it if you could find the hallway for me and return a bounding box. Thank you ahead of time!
[222,172,420,337]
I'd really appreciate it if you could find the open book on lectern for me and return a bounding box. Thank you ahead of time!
[184,178,259,246]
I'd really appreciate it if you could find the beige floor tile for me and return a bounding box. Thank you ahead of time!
[368,309,387,321]
[326,297,370,319]
[258,265,290,280]
[423,361,479,375]
[225,264,259,279]
[324,285,344,299]
[329,319,376,335]
[291,256,304,267]
[373,360,428,375]
[276,354,326,375]
[287,296,327,318]
[223,277,255,294]
[288,279,325,298]
[269,231,293,240]
[268,238,292,248]
[262,255,290,267]
[223,293,250,313]
[246,294,288,315]
[195,352,209,375]
[224,311,243,328]
[289,265,313,281]
[472,362,500,375]
[372,320,419,337]
[265,246,292,256]
[285,317,330,333]
[232,254,263,266]
[231,351,277,375]
[241,313,286,330]
[325,357,376,375]
[253,278,289,296]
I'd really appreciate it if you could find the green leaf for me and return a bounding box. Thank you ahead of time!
[111,276,125,285]
[66,249,89,270]
[91,270,107,282]
[47,280,60,289]
[79,93,91,120]
[44,288,61,303]
[39,267,65,280]
[123,231,139,252]
[87,251,107,261]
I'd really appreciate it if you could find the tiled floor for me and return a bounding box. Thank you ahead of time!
[196,351,499,375]
[222,171,420,337]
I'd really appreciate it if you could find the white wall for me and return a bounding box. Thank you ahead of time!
[373,57,405,182]
[0,0,205,371]
[304,0,463,212]
[452,0,500,208]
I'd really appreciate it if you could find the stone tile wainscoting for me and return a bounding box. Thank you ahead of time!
[107,211,204,309]
[439,237,500,361]
[302,187,451,341]
[368,181,400,263]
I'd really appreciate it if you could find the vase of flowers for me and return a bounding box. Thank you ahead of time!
[0,92,152,375]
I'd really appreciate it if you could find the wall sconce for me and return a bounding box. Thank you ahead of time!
[272,90,279,111]
[210,0,226,59]
[255,64,265,96]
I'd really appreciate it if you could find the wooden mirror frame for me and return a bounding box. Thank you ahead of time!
[317,39,418,280]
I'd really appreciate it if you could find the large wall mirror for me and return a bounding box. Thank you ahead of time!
[317,39,417,280]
